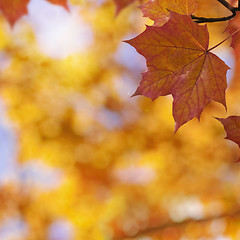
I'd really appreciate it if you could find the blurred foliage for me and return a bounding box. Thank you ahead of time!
[0,0,240,239]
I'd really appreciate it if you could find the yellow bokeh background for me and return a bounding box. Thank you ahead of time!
[0,0,240,239]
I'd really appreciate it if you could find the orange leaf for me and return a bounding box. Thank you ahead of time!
[46,0,69,11]
[0,0,30,26]
[126,12,229,131]
[216,116,240,161]
[113,0,136,14]
[141,0,197,26]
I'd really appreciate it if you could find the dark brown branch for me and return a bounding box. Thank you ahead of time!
[115,209,240,240]
[191,12,236,23]
[217,0,236,13]
[191,0,238,23]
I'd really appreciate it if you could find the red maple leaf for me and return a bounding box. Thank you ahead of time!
[46,0,69,11]
[126,12,229,131]
[0,0,30,26]
[141,0,196,26]
[216,116,240,147]
[225,12,240,53]
[216,116,240,161]
[0,0,69,26]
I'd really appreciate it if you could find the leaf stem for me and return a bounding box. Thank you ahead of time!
[207,37,231,52]
[208,27,240,52]
[217,0,236,13]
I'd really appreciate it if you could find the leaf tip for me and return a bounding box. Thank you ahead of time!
[234,157,240,163]
[64,4,70,12]
[8,21,16,28]
[151,97,158,102]
[174,123,181,134]
[214,117,224,126]
[131,88,141,98]
[223,101,227,112]
[115,8,121,16]
[123,39,130,45]
[123,38,136,46]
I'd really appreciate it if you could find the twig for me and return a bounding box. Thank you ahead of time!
[217,0,236,13]
[192,12,236,23]
[191,0,238,23]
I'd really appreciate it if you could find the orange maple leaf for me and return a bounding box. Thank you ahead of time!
[0,0,30,26]
[126,12,229,131]
[141,0,197,26]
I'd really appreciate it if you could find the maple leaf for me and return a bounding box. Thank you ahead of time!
[0,0,69,26]
[225,12,240,53]
[113,0,136,14]
[216,116,240,161]
[0,0,30,26]
[126,12,229,131]
[141,0,197,26]
[46,0,69,11]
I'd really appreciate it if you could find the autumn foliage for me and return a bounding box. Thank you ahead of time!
[1,0,240,239]
[125,0,240,152]
[127,12,229,131]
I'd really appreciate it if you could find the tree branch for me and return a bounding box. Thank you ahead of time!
[191,0,238,23]
[191,12,236,23]
[115,209,240,240]
[217,0,236,13]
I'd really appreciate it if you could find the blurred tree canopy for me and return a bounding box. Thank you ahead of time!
[0,0,240,239]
